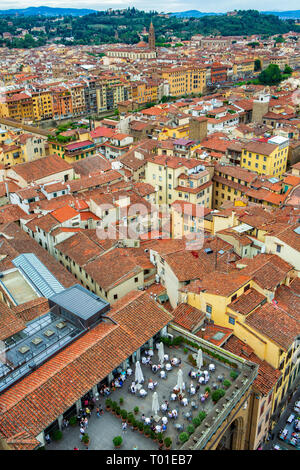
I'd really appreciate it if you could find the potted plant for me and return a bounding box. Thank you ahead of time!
[179,432,189,444]
[150,430,156,440]
[198,411,207,423]
[138,421,144,433]
[212,389,225,404]
[223,379,232,389]
[121,410,127,422]
[105,398,112,411]
[127,413,134,426]
[113,436,123,448]
[157,432,164,448]
[144,425,151,437]
[183,347,188,354]
[192,417,201,428]
[69,416,77,427]
[82,433,90,447]
[111,401,118,414]
[134,406,139,415]
[230,370,238,380]
[164,437,172,450]
[187,424,195,435]
[119,397,124,406]
[132,418,138,430]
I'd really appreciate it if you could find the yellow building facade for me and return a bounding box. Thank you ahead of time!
[162,66,206,97]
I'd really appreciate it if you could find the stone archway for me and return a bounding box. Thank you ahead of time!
[216,417,245,450]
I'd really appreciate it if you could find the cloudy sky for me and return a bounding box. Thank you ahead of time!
[0,0,299,13]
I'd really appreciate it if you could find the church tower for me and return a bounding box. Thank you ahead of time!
[148,21,155,51]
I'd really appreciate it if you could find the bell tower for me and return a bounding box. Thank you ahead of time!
[148,21,155,51]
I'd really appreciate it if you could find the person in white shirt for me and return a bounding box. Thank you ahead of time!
[162,416,168,425]
[172,409,178,418]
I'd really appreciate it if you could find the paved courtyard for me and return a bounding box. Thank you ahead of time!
[49,344,236,450]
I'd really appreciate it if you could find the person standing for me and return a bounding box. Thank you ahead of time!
[122,422,127,433]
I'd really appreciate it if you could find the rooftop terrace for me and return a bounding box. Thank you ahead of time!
[49,330,257,450]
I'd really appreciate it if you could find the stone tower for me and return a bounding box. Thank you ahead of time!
[148,21,155,51]
[252,93,270,123]
[189,117,208,142]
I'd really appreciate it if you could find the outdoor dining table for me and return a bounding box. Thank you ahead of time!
[166,363,172,371]
[139,388,147,397]
[208,364,215,371]
[171,393,177,400]
[184,412,192,420]
[191,401,198,409]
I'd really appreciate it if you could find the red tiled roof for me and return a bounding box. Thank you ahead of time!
[223,335,281,395]
[51,205,79,223]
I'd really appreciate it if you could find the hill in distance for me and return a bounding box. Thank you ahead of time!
[0,6,97,16]
[170,9,300,19]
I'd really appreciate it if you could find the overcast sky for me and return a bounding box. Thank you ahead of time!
[0,0,299,13]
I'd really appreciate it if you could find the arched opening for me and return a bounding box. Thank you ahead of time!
[216,417,244,450]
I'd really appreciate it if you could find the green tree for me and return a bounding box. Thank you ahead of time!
[258,64,282,85]
[254,59,261,71]
[283,64,293,75]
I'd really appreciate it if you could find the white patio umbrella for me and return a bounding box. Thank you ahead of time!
[135,361,144,389]
[152,391,160,419]
[196,348,203,370]
[176,368,184,392]
[158,342,165,366]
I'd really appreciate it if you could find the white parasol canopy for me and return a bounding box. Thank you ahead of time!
[152,391,160,418]
[135,361,144,386]
[158,342,165,365]
[176,368,184,392]
[196,348,203,370]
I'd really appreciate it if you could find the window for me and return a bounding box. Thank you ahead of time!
[231,294,237,302]
[134,277,138,283]
[228,316,235,325]
[276,244,281,253]
[206,304,212,314]
[114,294,118,300]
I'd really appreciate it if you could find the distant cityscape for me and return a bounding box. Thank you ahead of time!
[0,6,299,453]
